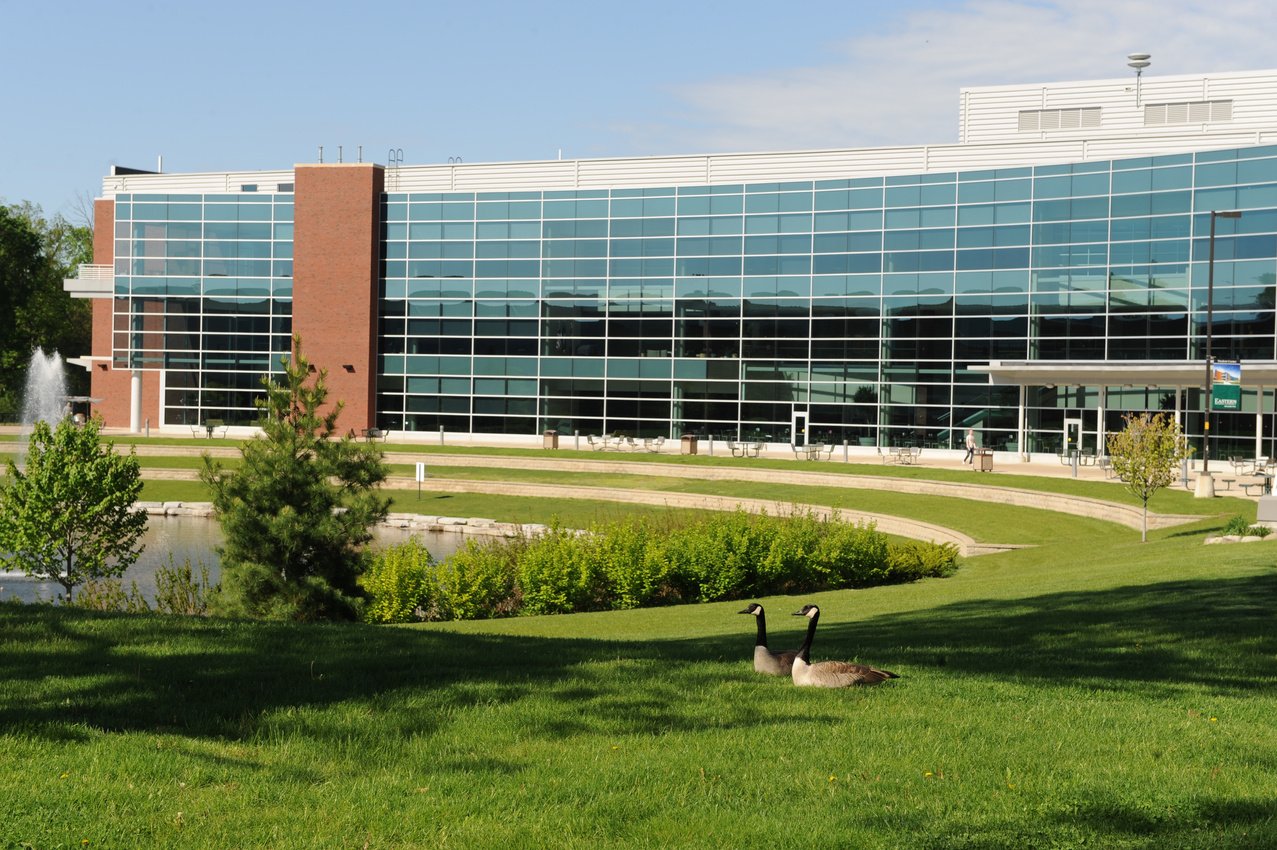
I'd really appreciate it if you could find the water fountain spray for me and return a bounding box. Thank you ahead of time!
[20,347,69,432]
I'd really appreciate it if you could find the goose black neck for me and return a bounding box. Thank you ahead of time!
[797,610,819,663]
[754,610,768,647]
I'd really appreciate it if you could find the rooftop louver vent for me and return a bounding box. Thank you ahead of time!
[1018,107,1102,132]
[1144,100,1233,126]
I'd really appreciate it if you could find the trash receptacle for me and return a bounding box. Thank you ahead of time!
[680,434,698,455]
[543,429,559,450]
[975,448,993,472]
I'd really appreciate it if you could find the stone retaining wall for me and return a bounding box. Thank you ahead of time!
[134,501,545,540]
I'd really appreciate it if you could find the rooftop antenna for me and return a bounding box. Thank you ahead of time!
[1127,53,1151,108]
[338,145,344,163]
[318,146,324,163]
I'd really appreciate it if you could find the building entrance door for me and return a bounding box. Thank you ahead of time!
[1064,417,1083,456]
[792,410,809,447]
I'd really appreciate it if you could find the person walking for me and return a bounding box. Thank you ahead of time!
[964,428,976,464]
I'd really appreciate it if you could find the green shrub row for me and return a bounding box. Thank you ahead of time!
[361,510,959,623]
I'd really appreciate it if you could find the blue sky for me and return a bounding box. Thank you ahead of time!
[2,0,1273,221]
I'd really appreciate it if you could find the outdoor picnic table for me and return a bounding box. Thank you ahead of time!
[792,443,831,461]
[883,446,921,465]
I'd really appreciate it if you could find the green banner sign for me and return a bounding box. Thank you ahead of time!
[1212,361,1242,411]
[1213,384,1241,411]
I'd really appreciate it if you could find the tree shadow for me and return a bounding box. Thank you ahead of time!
[779,571,1277,696]
[912,795,1277,849]
[0,603,842,745]
[3,569,1275,750]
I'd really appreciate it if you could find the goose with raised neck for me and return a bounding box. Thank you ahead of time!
[790,604,898,687]
[738,602,798,676]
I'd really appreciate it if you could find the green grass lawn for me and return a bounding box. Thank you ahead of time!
[2,543,1275,848]
[4,443,1276,847]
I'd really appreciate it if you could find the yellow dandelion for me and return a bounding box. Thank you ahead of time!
[1210,717,1218,723]
[924,771,933,778]
[828,774,836,783]
[60,772,69,779]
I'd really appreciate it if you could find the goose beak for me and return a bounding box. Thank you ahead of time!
[737,607,753,614]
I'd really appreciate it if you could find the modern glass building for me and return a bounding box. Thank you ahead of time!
[66,69,1277,460]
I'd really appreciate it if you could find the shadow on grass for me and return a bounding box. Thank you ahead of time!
[912,795,1277,850]
[801,571,1277,696]
[2,569,1275,745]
[0,602,833,745]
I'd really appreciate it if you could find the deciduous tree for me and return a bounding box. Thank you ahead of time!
[0,203,93,416]
[0,417,146,599]
[1106,412,1192,542]
[201,338,389,621]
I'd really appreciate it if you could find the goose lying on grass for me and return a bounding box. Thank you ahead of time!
[738,602,799,676]
[790,604,899,688]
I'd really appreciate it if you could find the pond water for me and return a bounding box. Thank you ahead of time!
[0,517,470,605]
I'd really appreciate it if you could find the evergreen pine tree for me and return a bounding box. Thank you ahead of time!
[201,338,389,620]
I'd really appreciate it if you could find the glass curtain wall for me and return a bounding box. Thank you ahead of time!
[364,144,1277,447]
[111,192,295,426]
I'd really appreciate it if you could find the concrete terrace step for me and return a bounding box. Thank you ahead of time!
[14,441,1205,555]
[385,453,1204,533]
[133,466,998,555]
[383,474,1000,557]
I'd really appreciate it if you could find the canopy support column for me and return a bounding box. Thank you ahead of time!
[1018,384,1027,461]
[1098,385,1107,458]
[1257,387,1265,460]
[129,370,142,434]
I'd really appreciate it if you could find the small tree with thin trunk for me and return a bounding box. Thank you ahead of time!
[0,417,146,599]
[1106,412,1192,542]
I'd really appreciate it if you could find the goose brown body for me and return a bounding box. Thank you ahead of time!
[738,603,798,676]
[790,604,898,688]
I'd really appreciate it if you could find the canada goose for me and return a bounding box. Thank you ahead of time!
[738,602,799,676]
[790,604,898,687]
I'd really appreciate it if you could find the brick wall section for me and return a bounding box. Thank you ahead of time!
[87,200,163,430]
[292,164,384,433]
[88,199,133,427]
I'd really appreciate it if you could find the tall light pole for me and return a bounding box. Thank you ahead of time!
[1201,209,1242,489]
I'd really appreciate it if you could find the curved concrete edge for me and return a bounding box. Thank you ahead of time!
[130,466,1051,556]
[394,453,1203,533]
[383,476,1009,558]
[75,447,1206,533]
[134,471,1003,557]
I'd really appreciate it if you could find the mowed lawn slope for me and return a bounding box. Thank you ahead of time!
[3,496,1276,848]
[1,440,1274,847]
